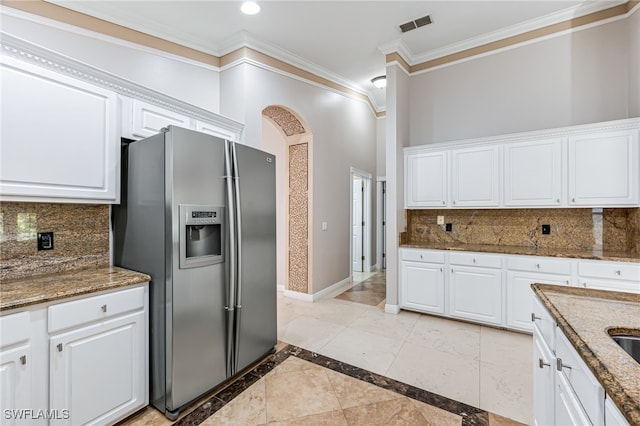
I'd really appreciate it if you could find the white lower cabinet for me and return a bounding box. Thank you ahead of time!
[448,253,502,325]
[0,312,32,426]
[605,395,630,425]
[0,284,148,426]
[400,260,446,314]
[533,294,608,426]
[507,272,569,332]
[49,311,146,426]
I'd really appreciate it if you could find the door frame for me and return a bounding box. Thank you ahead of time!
[350,167,372,274]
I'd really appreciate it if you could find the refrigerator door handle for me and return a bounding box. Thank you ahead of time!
[224,140,237,375]
[231,142,243,370]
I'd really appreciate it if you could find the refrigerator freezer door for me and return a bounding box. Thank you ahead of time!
[232,143,277,373]
[166,127,229,411]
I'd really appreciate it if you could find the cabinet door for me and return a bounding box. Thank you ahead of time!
[533,331,554,426]
[400,261,445,314]
[0,345,32,426]
[0,56,118,203]
[555,372,592,426]
[448,266,502,325]
[129,99,192,139]
[451,145,500,207]
[504,138,563,206]
[506,272,570,332]
[605,396,630,426]
[195,120,239,142]
[405,151,447,207]
[568,129,639,206]
[49,311,145,426]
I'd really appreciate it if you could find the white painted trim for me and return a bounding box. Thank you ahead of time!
[1,6,220,72]
[277,284,285,293]
[0,32,244,140]
[384,304,400,315]
[282,277,352,302]
[403,118,640,153]
[283,289,314,302]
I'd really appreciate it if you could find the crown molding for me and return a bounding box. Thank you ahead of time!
[0,32,243,137]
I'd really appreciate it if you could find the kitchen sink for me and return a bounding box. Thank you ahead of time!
[611,335,640,364]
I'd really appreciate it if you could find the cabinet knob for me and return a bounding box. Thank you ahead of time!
[535,263,540,269]
[20,355,26,365]
[556,198,560,203]
[453,201,456,205]
[419,254,423,259]
[615,270,621,275]
[572,197,576,203]
[442,200,445,205]
[57,343,63,352]
[582,282,587,288]
[472,258,476,264]
[538,358,550,369]
[531,313,541,322]
[101,304,107,313]
[556,358,572,372]
[439,267,443,272]
[566,280,570,285]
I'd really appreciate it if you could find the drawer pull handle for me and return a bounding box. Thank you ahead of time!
[566,280,570,285]
[442,201,445,205]
[615,270,621,275]
[556,198,560,203]
[539,358,550,369]
[20,355,26,365]
[419,254,423,259]
[572,197,576,203]
[582,283,587,288]
[556,358,572,371]
[535,263,540,269]
[57,343,63,352]
[101,304,107,313]
[531,313,541,322]
[472,258,476,264]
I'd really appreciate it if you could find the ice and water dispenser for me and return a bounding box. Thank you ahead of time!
[179,204,224,268]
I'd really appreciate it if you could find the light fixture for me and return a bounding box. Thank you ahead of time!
[241,1,260,15]
[371,75,387,89]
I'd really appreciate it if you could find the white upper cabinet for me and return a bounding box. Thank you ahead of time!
[405,119,639,209]
[451,145,500,207]
[126,99,191,140]
[0,55,119,204]
[504,138,563,206]
[568,129,639,206]
[405,151,447,207]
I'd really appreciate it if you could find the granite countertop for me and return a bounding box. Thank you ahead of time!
[531,284,640,425]
[400,242,640,263]
[0,266,151,311]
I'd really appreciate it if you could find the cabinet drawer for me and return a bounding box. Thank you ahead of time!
[555,330,605,425]
[0,311,30,348]
[449,252,501,268]
[578,261,640,282]
[48,286,145,333]
[532,296,555,351]
[507,255,572,275]
[401,249,445,263]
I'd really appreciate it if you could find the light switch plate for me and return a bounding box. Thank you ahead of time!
[437,216,444,225]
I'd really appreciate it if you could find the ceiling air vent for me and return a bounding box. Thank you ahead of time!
[399,14,433,33]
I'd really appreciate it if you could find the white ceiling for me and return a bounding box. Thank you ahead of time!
[47,1,626,111]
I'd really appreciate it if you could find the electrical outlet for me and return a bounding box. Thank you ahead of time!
[542,224,551,235]
[437,215,444,225]
[445,223,452,232]
[38,232,54,250]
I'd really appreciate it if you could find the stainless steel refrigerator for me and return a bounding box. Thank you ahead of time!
[113,125,277,420]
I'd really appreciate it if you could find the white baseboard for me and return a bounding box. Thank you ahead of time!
[312,277,352,301]
[384,304,400,315]
[277,284,285,293]
[283,289,314,302]
[281,277,353,302]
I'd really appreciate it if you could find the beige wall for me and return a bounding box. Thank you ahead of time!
[629,7,640,117]
[408,14,635,145]
[221,63,377,294]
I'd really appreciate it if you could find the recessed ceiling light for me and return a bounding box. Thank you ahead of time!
[371,76,387,89]
[241,1,260,15]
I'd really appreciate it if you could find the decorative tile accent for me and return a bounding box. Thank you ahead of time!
[288,143,308,293]
[403,208,640,256]
[155,344,493,426]
[262,106,306,136]
[0,202,110,280]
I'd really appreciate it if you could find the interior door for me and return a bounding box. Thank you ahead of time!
[352,176,363,272]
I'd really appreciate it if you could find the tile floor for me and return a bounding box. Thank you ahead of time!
[120,271,533,425]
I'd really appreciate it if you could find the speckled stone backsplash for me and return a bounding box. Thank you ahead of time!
[403,208,640,254]
[0,202,109,281]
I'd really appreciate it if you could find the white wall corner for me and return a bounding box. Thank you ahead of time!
[384,304,400,315]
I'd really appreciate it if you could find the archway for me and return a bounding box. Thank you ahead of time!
[261,106,313,295]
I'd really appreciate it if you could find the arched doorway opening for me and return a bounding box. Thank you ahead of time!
[261,105,313,295]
